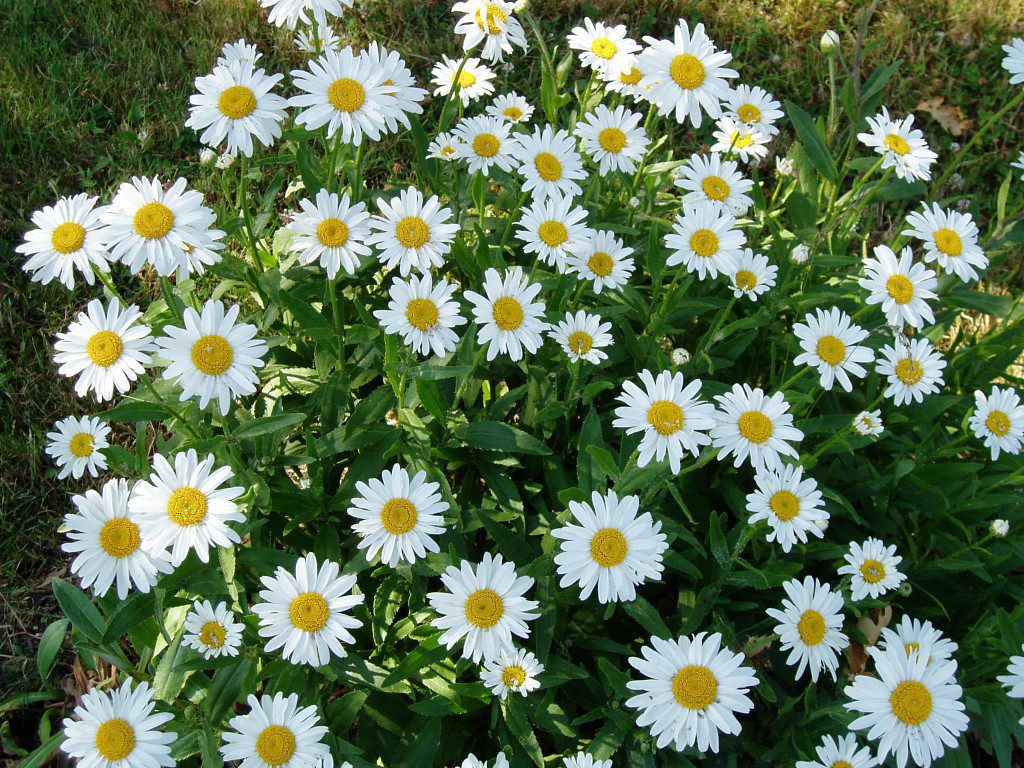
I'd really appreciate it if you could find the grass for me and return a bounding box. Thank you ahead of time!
[0,0,1022,741]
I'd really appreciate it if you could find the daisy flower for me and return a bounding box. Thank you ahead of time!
[346,463,449,566]
[221,692,333,768]
[463,267,547,362]
[664,201,745,281]
[877,338,947,406]
[462,753,509,768]
[552,489,668,603]
[724,84,783,137]
[857,107,937,182]
[568,229,635,293]
[549,310,614,364]
[902,202,988,283]
[796,734,878,768]
[367,186,459,276]
[102,176,225,279]
[603,63,647,100]
[373,274,467,357]
[184,600,244,659]
[156,300,268,416]
[1013,150,1024,180]
[562,754,611,768]
[252,553,363,667]
[287,189,372,278]
[612,369,716,473]
[626,632,758,753]
[1003,38,1024,85]
[428,551,540,662]
[53,299,154,402]
[745,464,828,553]
[636,21,737,127]
[674,152,754,214]
[62,679,175,768]
[129,449,244,566]
[452,0,527,63]
[427,131,462,161]
[567,18,640,78]
[879,615,958,666]
[766,576,848,682]
[845,640,968,768]
[453,115,517,174]
[481,648,544,699]
[515,192,592,272]
[711,115,769,162]
[362,42,427,135]
[838,538,906,601]
[710,383,804,471]
[576,104,650,174]
[998,646,1024,723]
[513,124,587,201]
[17,194,110,289]
[486,92,534,124]
[432,55,496,106]
[259,0,351,28]
[45,415,110,480]
[62,479,170,600]
[969,386,1024,460]
[854,409,884,436]
[793,308,874,392]
[218,38,262,68]
[859,245,938,330]
[294,24,342,54]
[729,248,777,300]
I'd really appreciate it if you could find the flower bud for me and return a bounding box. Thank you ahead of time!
[821,30,840,53]
[991,519,1010,538]
[671,348,691,366]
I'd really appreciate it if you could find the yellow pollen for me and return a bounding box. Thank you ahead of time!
[619,67,643,85]
[166,486,208,527]
[797,609,827,645]
[886,274,915,304]
[69,433,95,458]
[689,229,719,258]
[533,151,563,181]
[832,763,854,768]
[191,334,233,376]
[441,145,456,158]
[933,228,963,256]
[986,410,1011,437]
[289,592,330,632]
[465,588,504,628]
[200,620,227,648]
[895,358,924,386]
[99,518,141,559]
[591,37,618,59]
[218,85,257,119]
[492,296,524,331]
[672,665,717,710]
[538,220,568,247]
[598,127,627,153]
[395,216,431,249]
[588,252,614,276]
[816,335,846,366]
[735,269,757,291]
[86,331,124,368]
[701,175,730,201]
[567,331,593,355]
[457,70,478,88]
[884,133,911,156]
[503,107,524,120]
[501,664,527,688]
[133,202,175,239]
[647,400,684,436]
[317,217,350,248]
[737,411,773,444]
[255,725,297,767]
[51,222,87,254]
[860,558,886,584]
[769,490,800,521]
[890,680,933,725]
[731,131,754,149]
[328,77,365,112]
[590,527,628,567]
[95,718,136,761]
[904,641,921,656]
[380,497,418,534]
[474,3,508,34]
[405,298,439,331]
[737,103,762,123]
[472,132,499,157]
[669,54,706,89]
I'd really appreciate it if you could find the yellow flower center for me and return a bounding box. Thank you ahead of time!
[99,518,141,559]
[465,588,504,628]
[191,334,234,376]
[797,609,827,645]
[567,331,593,355]
[166,486,208,527]
[474,3,508,34]
[380,497,418,535]
[933,228,963,256]
[590,527,628,567]
[619,67,642,85]
[533,151,563,181]
[69,432,95,458]
[395,216,431,249]
[503,107,524,120]
[883,133,911,156]
[200,620,227,648]
[737,103,762,123]
[886,274,915,304]
[859,558,886,584]
[472,132,499,157]
[289,592,330,632]
[647,399,684,436]
[86,331,124,368]
[731,131,754,149]
[737,411,773,444]
[598,127,627,153]
[95,718,136,761]
[457,70,478,88]
[904,641,921,656]
[538,220,569,247]
[672,665,717,710]
[689,229,719,258]
[405,298,439,331]
[590,36,617,59]
[255,725,297,767]
[986,410,1011,437]
[218,85,257,119]
[492,296,524,331]
[317,217,350,248]
[669,54,706,89]
[51,222,86,254]
[588,252,614,276]
[890,680,933,725]
[816,335,846,366]
[328,77,365,112]
[701,175,730,201]
[833,762,854,768]
[895,358,924,386]
[441,144,456,158]
[133,202,175,239]
[769,490,800,521]
[734,269,757,291]
[501,664,527,688]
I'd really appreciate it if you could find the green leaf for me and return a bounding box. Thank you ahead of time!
[99,398,167,423]
[36,619,69,682]
[401,715,442,768]
[18,733,63,768]
[622,596,671,639]
[53,579,106,643]
[233,412,307,440]
[459,420,551,455]
[153,631,189,702]
[785,101,838,183]
[505,702,544,767]
[206,658,254,724]
[381,634,448,688]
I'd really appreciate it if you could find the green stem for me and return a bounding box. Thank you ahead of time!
[96,269,128,308]
[142,377,203,439]
[238,154,263,270]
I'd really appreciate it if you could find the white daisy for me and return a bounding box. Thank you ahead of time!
[481,648,544,699]
[373,274,467,357]
[287,189,372,278]
[723,84,783,137]
[576,104,650,174]
[362,42,428,135]
[452,0,527,63]
[218,38,262,68]
[998,646,1024,723]
[711,115,770,162]
[568,229,635,293]
[53,299,154,402]
[62,479,171,600]
[549,310,614,364]
[513,124,587,201]
[612,369,716,473]
[462,753,509,768]
[879,615,958,667]
[877,338,947,406]
[710,383,804,472]
[486,92,534,125]
[552,489,668,603]
[428,551,540,662]
[854,409,884,437]
[128,449,244,566]
[859,245,938,330]
[347,463,449,566]
[453,115,517,175]
[793,308,874,392]
[1013,150,1024,180]
[567,18,640,78]
[902,202,988,283]
[463,267,547,361]
[562,754,611,768]
[184,600,244,659]
[603,63,647,100]
[1003,38,1024,85]
[45,415,110,480]
[845,640,968,768]
[729,248,777,300]
[674,152,754,214]
[427,131,462,162]
[367,186,459,276]
[969,386,1024,460]
[62,679,175,768]
[626,632,758,753]
[838,538,906,601]
[636,21,737,127]
[102,176,225,279]
[796,734,878,768]
[221,692,333,768]
[17,194,111,289]
[766,576,848,682]
[746,464,828,553]
[431,55,496,106]
[260,0,351,28]
[294,24,342,54]
[252,553,363,667]
[857,107,938,182]
[515,191,592,272]
[664,200,745,281]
